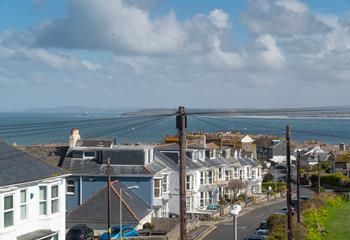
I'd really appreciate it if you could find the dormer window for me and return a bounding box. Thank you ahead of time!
[210,150,216,159]
[199,150,205,161]
[192,150,199,161]
[145,148,153,164]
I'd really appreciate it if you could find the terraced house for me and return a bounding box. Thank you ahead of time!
[155,138,262,216]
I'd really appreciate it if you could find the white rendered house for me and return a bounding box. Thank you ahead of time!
[0,141,68,240]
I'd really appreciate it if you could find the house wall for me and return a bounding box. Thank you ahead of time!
[0,178,66,240]
[66,176,153,213]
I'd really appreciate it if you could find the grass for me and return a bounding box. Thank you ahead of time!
[323,200,350,240]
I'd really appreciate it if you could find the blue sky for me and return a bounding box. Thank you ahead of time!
[0,0,350,111]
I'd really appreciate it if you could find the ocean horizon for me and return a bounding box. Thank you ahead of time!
[0,112,349,145]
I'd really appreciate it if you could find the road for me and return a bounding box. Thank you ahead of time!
[204,168,314,240]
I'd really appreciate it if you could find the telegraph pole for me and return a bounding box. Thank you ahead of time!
[177,106,187,240]
[317,151,321,194]
[286,125,292,240]
[296,151,301,223]
[107,157,111,240]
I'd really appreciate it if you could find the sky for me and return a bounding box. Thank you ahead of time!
[0,0,350,111]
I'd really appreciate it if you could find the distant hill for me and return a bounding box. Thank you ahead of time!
[121,105,350,118]
[22,106,138,114]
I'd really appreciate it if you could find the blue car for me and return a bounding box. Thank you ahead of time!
[99,225,138,240]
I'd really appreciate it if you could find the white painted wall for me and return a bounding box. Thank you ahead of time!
[0,177,66,240]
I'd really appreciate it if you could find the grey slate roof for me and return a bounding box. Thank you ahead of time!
[0,141,66,187]
[61,158,152,176]
[17,229,56,240]
[67,181,153,230]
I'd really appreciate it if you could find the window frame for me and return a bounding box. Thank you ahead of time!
[162,175,168,193]
[200,171,206,185]
[66,179,75,195]
[153,179,162,198]
[20,189,28,221]
[4,194,14,228]
[39,186,48,216]
[186,175,193,190]
[51,185,59,214]
[83,151,96,159]
[207,170,213,184]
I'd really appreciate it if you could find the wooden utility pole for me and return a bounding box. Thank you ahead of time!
[296,151,301,223]
[177,106,187,240]
[286,125,292,240]
[107,157,111,240]
[317,151,321,194]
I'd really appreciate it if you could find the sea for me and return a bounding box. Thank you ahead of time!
[0,112,349,145]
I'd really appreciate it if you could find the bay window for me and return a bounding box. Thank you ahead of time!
[154,179,162,198]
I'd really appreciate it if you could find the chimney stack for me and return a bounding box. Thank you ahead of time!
[69,128,81,148]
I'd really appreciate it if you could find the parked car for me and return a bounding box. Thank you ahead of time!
[257,220,268,230]
[280,207,295,215]
[66,225,94,240]
[300,195,310,201]
[255,229,269,239]
[244,236,265,240]
[99,225,138,240]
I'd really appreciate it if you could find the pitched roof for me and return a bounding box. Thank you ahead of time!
[66,181,153,230]
[241,135,254,143]
[0,141,66,187]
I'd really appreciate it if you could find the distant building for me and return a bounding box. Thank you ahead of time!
[0,141,68,240]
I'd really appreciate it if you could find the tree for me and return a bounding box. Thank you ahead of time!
[226,179,247,201]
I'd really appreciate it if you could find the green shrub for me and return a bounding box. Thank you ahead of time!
[143,222,154,230]
[267,214,287,240]
[263,173,274,182]
[303,207,327,240]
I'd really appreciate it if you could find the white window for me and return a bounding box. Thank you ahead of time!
[199,150,205,160]
[218,168,224,180]
[39,186,47,215]
[4,195,14,228]
[210,150,216,159]
[258,168,260,178]
[162,175,168,193]
[208,191,213,205]
[154,179,162,198]
[246,167,250,178]
[225,170,231,181]
[207,171,213,184]
[51,185,59,214]
[200,172,206,185]
[186,196,193,212]
[192,150,199,161]
[252,170,257,180]
[234,168,239,179]
[145,149,153,164]
[20,190,27,220]
[66,180,75,195]
[186,175,193,190]
[240,170,244,179]
[83,151,96,159]
[200,192,205,207]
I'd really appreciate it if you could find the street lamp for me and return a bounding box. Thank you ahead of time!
[230,204,242,240]
[120,185,139,240]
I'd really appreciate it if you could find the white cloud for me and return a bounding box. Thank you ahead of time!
[256,34,286,69]
[275,0,308,13]
[33,0,234,56]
